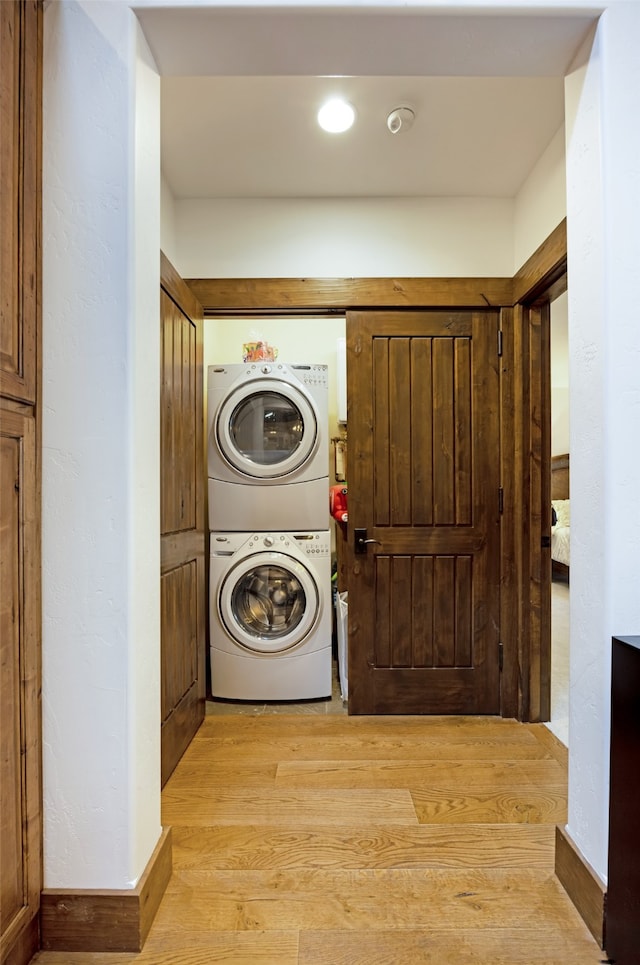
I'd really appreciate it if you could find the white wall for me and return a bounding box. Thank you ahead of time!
[172,197,514,278]
[565,2,640,882]
[167,132,570,283]
[513,124,567,271]
[160,173,179,268]
[42,0,162,889]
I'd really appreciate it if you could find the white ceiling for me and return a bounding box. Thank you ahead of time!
[136,5,598,201]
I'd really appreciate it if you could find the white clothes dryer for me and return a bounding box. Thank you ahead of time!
[209,530,332,701]
[207,363,329,531]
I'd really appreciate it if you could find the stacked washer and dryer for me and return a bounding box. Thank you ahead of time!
[207,362,332,701]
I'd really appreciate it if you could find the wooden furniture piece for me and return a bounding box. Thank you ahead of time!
[0,4,43,964]
[606,635,640,964]
[550,452,570,502]
[551,452,570,583]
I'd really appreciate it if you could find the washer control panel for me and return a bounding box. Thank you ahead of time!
[253,533,330,557]
[211,532,330,557]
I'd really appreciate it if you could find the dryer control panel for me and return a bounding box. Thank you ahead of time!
[290,364,329,389]
[240,363,328,389]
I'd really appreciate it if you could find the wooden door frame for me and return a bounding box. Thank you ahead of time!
[187,219,566,722]
[507,220,568,722]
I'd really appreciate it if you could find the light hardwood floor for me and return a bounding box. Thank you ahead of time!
[32,715,602,965]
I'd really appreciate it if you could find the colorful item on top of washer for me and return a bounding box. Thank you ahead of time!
[242,341,278,362]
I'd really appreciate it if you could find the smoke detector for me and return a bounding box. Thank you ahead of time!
[386,107,415,135]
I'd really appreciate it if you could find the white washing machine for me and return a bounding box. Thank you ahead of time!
[209,530,332,701]
[207,363,329,531]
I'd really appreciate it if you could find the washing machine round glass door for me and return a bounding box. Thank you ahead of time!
[219,552,319,653]
[216,379,318,479]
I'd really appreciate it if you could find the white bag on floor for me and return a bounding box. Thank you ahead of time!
[336,591,348,700]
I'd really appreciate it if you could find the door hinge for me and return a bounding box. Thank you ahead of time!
[497,329,503,357]
[499,643,504,672]
[498,487,504,514]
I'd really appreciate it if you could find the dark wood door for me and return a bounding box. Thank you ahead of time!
[160,255,205,786]
[347,310,501,715]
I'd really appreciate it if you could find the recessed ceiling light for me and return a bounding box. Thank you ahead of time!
[317,98,356,134]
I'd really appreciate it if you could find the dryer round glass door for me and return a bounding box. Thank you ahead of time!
[216,379,318,479]
[219,552,319,653]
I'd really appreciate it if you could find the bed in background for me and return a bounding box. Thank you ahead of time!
[551,453,570,583]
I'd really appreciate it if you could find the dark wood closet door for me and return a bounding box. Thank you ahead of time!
[160,255,205,786]
[1,3,42,963]
[347,310,501,715]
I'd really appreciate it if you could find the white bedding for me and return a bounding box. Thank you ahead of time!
[551,499,570,566]
[551,526,570,566]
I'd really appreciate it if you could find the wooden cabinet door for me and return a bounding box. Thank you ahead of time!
[1,1,39,406]
[0,409,40,965]
[160,256,205,786]
[0,4,41,964]
[347,310,501,715]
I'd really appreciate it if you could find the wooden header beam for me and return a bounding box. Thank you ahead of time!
[186,276,514,312]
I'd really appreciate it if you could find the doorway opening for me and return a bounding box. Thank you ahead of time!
[549,291,570,746]
[203,313,348,718]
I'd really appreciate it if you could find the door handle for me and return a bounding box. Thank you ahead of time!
[354,528,381,554]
